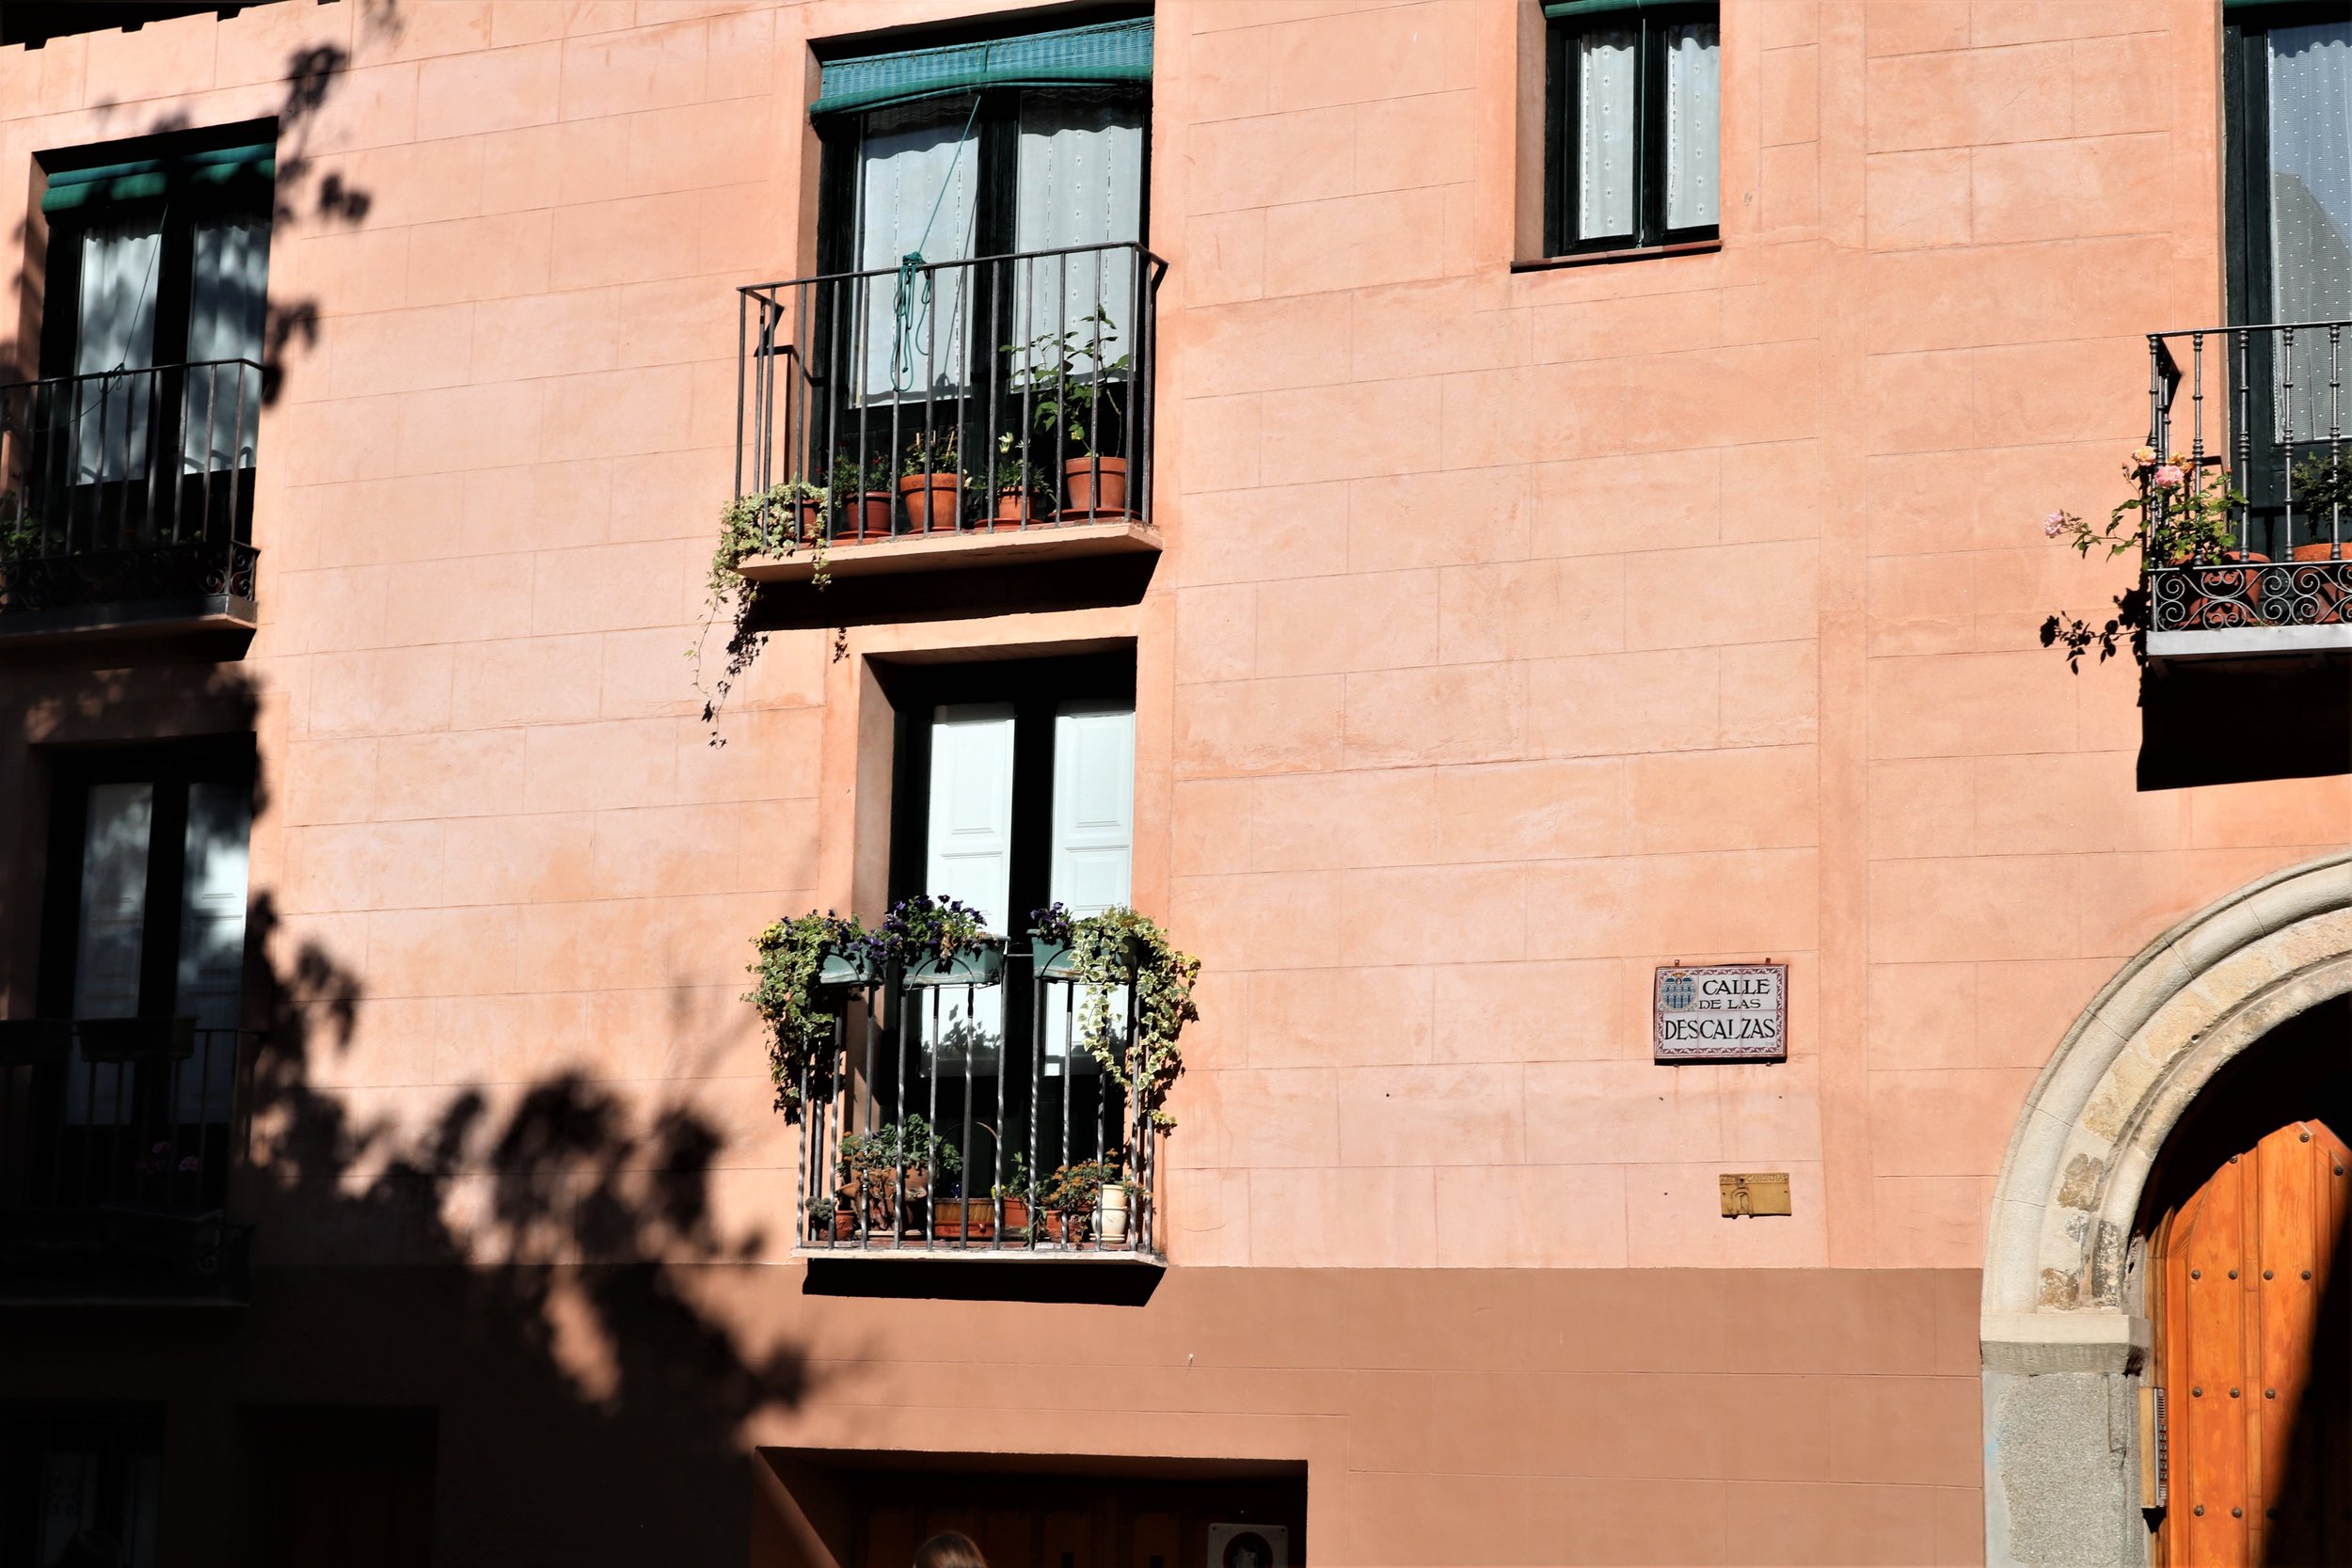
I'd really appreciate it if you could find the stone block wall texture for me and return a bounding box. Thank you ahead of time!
[0,1,2344,1558]
[0,0,2341,1271]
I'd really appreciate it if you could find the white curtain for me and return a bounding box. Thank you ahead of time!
[184,214,269,475]
[172,781,250,1124]
[1579,27,1639,241]
[922,703,1015,1073]
[1665,22,1722,231]
[67,783,153,1125]
[1042,700,1135,1076]
[2269,20,2352,443]
[73,213,162,486]
[856,100,979,404]
[1014,90,1145,378]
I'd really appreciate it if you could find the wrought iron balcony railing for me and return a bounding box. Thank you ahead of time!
[735,242,1165,579]
[0,1020,255,1300]
[792,942,1162,1260]
[2145,322,2349,655]
[0,359,262,631]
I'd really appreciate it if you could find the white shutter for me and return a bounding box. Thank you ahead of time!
[856,100,979,402]
[923,704,1014,1070]
[1044,700,1135,1074]
[2266,20,2352,442]
[74,213,163,485]
[183,214,270,475]
[1049,699,1135,916]
[68,783,153,1124]
[173,782,250,1123]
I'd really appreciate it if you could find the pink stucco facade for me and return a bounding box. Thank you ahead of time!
[0,1,2344,1562]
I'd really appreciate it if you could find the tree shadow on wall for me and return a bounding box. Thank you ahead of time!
[9,707,818,1563]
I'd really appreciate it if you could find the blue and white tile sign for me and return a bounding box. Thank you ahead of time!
[1653,962,1787,1063]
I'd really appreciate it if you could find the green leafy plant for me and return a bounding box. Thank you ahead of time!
[991,1148,1033,1200]
[991,430,1047,505]
[1009,307,1130,459]
[837,1116,962,1198]
[1042,1157,1119,1215]
[826,447,896,511]
[1031,903,1199,1132]
[695,479,831,736]
[873,893,993,967]
[2040,445,2246,669]
[2291,451,2352,523]
[899,425,962,479]
[742,911,870,1122]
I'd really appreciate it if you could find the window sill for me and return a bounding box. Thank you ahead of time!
[735,517,1162,585]
[1513,238,1724,272]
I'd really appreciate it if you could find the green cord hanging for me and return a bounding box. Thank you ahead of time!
[890,88,986,396]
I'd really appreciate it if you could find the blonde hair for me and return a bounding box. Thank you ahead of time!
[914,1531,987,1568]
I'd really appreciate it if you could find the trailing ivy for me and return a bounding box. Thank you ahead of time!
[743,910,868,1122]
[696,481,830,736]
[1035,904,1200,1131]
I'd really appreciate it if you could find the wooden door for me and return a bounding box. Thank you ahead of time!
[2156,1114,2352,1565]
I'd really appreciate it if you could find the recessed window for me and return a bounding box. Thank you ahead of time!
[1544,1,1720,256]
[0,1402,165,1564]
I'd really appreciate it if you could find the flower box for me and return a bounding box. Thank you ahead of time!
[900,937,1006,988]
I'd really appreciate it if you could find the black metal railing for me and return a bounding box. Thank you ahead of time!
[0,1020,255,1298]
[793,942,1162,1259]
[0,359,262,621]
[736,242,1165,555]
[2146,323,2350,639]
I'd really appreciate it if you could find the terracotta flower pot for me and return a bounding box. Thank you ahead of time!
[1042,1210,1091,1246]
[899,472,961,533]
[996,1196,1031,1245]
[1063,456,1127,516]
[930,1197,996,1242]
[991,491,1036,529]
[818,1209,853,1242]
[835,492,893,543]
[791,499,826,549]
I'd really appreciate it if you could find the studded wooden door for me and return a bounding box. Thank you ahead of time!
[2155,1114,2352,1566]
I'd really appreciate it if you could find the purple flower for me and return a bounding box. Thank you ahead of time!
[178,1155,200,1173]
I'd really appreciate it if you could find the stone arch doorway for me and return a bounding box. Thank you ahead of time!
[2137,1010,2350,1567]
[1979,851,2352,1568]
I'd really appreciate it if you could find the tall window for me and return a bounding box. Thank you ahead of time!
[1545,1,1720,256]
[0,1403,165,1565]
[880,654,1136,1187]
[2225,10,2350,550]
[20,741,253,1209]
[33,128,273,522]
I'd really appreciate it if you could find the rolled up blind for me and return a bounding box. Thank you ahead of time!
[41,142,276,214]
[813,17,1152,117]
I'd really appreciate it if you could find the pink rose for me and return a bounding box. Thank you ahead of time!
[2042,511,2070,538]
[2153,465,2185,489]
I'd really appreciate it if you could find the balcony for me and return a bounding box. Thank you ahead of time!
[0,1020,255,1303]
[789,942,1164,1265]
[732,242,1165,596]
[2144,322,2349,658]
[0,359,262,651]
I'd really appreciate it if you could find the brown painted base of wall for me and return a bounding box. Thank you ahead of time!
[0,1266,1983,1567]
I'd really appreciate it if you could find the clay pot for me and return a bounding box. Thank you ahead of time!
[991,491,1036,529]
[930,1197,995,1242]
[1042,1210,1091,1246]
[834,492,893,543]
[1063,455,1127,515]
[820,1209,853,1242]
[899,472,961,533]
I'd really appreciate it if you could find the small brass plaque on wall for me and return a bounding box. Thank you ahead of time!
[1720,1173,1791,1217]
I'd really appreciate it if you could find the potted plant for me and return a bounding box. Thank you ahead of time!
[1010,307,1132,517]
[1058,905,1200,1133]
[808,1196,851,1243]
[1095,1175,1140,1247]
[876,893,1005,987]
[898,427,962,534]
[827,448,898,542]
[836,1117,960,1234]
[743,911,875,1122]
[1041,1159,1112,1245]
[2289,451,2351,562]
[986,431,1047,530]
[992,1150,1034,1244]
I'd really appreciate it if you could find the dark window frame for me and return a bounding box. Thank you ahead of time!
[35,735,258,1024]
[36,119,278,385]
[1543,2,1721,258]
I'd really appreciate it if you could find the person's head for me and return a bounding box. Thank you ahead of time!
[913,1530,987,1568]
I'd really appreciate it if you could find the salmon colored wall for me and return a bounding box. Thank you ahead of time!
[0,0,2344,1290]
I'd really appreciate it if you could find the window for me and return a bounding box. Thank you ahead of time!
[28,125,273,531]
[15,740,253,1212]
[245,1408,437,1568]
[1544,1,1720,256]
[2223,8,2350,552]
[0,1403,165,1566]
[879,654,1136,1183]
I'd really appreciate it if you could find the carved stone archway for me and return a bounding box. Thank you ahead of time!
[1979,849,2352,1568]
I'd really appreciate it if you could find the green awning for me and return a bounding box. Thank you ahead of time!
[812,18,1152,117]
[41,142,276,214]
